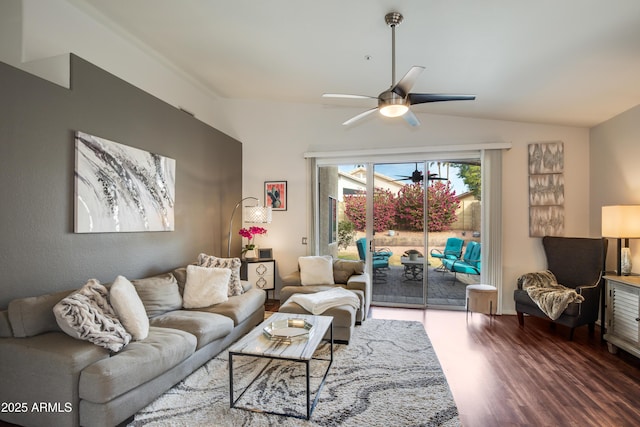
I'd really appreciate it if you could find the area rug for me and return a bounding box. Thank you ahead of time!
[128,319,460,427]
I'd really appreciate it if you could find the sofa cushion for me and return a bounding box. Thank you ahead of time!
[7,289,75,338]
[196,287,266,326]
[183,265,230,308]
[150,310,233,349]
[333,259,365,284]
[299,255,335,285]
[79,326,197,404]
[173,267,188,294]
[0,310,11,337]
[131,273,182,318]
[197,253,244,296]
[53,280,131,353]
[110,276,149,341]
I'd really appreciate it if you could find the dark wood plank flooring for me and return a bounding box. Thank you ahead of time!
[372,307,640,427]
[3,306,639,427]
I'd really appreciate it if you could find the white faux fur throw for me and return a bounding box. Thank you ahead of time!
[289,288,359,315]
[53,279,131,352]
[522,271,584,320]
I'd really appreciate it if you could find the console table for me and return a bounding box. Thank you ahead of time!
[603,275,640,359]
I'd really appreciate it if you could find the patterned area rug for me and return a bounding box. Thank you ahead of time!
[129,319,460,427]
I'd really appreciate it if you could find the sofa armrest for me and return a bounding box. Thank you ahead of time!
[347,272,371,321]
[346,273,369,292]
[241,280,253,293]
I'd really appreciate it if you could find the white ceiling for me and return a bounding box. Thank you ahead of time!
[71,0,640,127]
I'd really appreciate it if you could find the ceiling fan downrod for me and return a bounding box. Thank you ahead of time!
[385,12,403,86]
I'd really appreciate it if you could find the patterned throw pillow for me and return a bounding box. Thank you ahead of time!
[53,279,131,352]
[197,253,244,296]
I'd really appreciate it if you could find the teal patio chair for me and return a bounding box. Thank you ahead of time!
[430,237,464,271]
[442,241,481,280]
[356,238,392,282]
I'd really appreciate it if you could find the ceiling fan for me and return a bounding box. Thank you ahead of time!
[394,164,448,183]
[323,12,476,127]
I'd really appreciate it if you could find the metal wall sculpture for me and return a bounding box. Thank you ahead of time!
[528,141,564,237]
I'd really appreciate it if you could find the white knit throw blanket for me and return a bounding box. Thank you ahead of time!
[289,288,360,315]
[521,271,584,320]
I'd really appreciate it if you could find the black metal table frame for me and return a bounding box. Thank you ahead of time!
[229,323,333,420]
[401,257,425,281]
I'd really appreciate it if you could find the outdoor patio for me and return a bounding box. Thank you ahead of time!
[371,264,481,307]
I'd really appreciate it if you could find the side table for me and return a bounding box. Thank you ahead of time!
[241,258,275,299]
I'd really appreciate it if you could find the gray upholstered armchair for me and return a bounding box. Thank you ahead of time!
[514,236,607,340]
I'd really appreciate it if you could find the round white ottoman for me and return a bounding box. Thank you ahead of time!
[466,284,497,316]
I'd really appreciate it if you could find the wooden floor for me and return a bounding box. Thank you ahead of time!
[371,307,640,427]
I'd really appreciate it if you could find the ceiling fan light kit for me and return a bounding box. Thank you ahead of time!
[379,90,408,117]
[323,12,476,127]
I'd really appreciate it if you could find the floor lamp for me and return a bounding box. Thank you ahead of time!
[227,197,272,257]
[602,205,640,276]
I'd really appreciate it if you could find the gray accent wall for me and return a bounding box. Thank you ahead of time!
[0,55,242,308]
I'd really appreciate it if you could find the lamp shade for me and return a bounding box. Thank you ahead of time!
[601,205,640,238]
[245,206,272,223]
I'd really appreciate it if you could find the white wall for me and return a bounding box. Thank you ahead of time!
[590,104,640,273]
[1,0,595,313]
[229,100,591,312]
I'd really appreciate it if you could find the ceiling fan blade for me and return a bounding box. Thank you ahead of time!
[408,93,476,105]
[342,108,378,126]
[392,66,425,97]
[323,93,377,100]
[402,109,420,127]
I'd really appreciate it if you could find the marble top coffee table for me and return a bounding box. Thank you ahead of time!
[228,312,333,420]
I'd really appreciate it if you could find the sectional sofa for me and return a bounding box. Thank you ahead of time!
[0,265,266,427]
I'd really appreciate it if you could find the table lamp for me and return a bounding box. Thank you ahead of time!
[602,205,640,275]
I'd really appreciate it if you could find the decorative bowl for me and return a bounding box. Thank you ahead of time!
[263,318,313,341]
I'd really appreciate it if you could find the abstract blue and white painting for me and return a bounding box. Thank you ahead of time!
[75,131,176,233]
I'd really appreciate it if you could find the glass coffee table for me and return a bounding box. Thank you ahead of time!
[228,312,333,420]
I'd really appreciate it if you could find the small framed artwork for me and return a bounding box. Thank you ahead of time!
[258,248,273,259]
[265,181,287,211]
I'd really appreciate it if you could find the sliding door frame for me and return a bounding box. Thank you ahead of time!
[306,142,508,313]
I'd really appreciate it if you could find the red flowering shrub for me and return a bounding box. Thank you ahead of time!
[344,188,396,233]
[344,182,459,233]
[427,181,460,232]
[395,183,425,231]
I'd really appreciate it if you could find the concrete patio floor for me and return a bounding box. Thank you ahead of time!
[371,264,480,307]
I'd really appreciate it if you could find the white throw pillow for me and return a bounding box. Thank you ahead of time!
[110,275,150,341]
[299,255,335,286]
[183,265,231,308]
[197,253,244,296]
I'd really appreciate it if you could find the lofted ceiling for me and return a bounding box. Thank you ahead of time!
[69,0,640,127]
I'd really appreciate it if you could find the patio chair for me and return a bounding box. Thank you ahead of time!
[356,238,392,282]
[430,237,464,271]
[442,241,481,280]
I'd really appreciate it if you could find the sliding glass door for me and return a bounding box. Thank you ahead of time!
[315,156,482,310]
